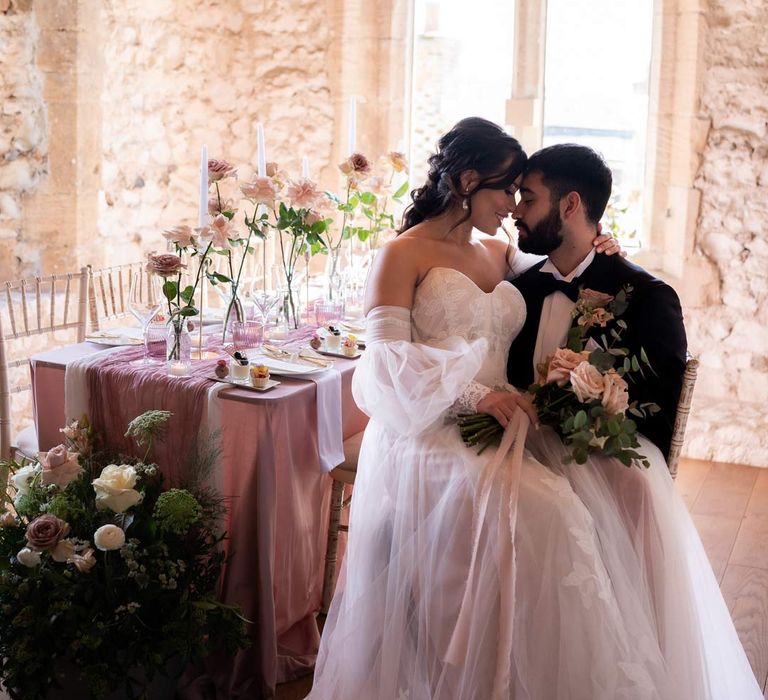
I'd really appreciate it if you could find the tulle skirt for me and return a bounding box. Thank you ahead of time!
[307,339,762,699]
[308,420,761,700]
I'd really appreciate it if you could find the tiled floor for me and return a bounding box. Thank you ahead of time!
[278,457,768,698]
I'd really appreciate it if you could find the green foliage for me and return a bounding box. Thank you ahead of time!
[0,415,250,699]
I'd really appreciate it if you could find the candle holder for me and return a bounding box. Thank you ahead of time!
[166,320,192,376]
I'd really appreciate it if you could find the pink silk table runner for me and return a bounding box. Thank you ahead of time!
[30,341,368,698]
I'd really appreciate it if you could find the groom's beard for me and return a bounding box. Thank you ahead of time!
[517,206,564,255]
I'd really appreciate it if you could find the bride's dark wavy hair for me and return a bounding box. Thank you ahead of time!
[399,117,527,234]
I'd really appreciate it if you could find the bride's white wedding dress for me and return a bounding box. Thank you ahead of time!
[308,268,761,700]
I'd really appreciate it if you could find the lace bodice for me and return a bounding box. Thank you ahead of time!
[411,267,526,388]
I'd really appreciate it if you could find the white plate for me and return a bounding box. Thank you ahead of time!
[317,325,367,347]
[247,354,329,376]
[316,347,362,359]
[207,375,281,392]
[86,327,143,346]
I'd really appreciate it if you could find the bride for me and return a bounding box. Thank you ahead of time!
[307,118,762,699]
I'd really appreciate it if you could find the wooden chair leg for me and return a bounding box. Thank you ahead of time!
[322,479,346,613]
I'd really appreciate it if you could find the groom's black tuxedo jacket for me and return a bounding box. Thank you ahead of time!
[507,253,687,459]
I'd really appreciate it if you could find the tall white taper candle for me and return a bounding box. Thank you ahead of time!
[198,145,208,228]
[347,96,356,155]
[257,123,267,177]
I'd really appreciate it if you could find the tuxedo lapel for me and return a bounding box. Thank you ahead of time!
[507,260,549,389]
[507,254,622,389]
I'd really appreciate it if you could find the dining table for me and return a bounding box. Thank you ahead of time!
[29,331,368,698]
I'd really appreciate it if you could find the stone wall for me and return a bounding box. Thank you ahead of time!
[683,0,768,466]
[0,0,48,276]
[0,0,408,280]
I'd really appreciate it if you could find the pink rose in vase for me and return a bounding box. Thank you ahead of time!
[285,178,322,210]
[146,253,185,277]
[208,158,237,182]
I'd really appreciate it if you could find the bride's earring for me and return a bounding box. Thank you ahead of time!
[462,191,469,210]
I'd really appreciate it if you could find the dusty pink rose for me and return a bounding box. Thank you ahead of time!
[208,158,237,182]
[381,151,408,173]
[577,307,614,329]
[240,176,278,205]
[146,253,185,277]
[285,178,322,210]
[578,288,614,308]
[198,214,238,248]
[601,371,630,415]
[39,444,82,489]
[304,209,323,227]
[569,361,604,403]
[208,196,237,216]
[68,547,96,573]
[25,514,70,552]
[339,153,372,181]
[162,225,195,248]
[545,348,591,387]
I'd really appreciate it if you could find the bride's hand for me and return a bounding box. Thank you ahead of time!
[592,224,626,257]
[476,390,538,428]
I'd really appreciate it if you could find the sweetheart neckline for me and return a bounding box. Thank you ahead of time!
[421,266,512,295]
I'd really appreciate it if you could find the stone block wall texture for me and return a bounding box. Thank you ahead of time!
[0,0,48,275]
[1,0,767,466]
[683,0,768,466]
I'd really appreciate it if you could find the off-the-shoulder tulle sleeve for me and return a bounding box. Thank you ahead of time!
[352,306,487,437]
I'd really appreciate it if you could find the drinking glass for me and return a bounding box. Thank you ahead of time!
[232,321,264,351]
[128,270,163,366]
[314,299,344,327]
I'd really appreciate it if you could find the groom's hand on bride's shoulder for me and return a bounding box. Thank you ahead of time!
[476,390,539,428]
[592,224,626,257]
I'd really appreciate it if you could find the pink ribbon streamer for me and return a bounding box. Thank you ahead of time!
[444,409,530,699]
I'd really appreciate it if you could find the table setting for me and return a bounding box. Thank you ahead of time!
[23,120,410,697]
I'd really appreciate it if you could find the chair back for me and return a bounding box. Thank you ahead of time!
[667,357,699,479]
[88,262,145,331]
[0,267,89,460]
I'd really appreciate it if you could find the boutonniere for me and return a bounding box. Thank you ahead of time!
[566,286,631,351]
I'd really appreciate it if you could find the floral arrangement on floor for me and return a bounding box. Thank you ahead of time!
[0,412,249,699]
[459,286,659,467]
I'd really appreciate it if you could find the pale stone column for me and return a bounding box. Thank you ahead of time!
[324,0,412,181]
[20,0,103,274]
[505,0,548,155]
[636,0,716,302]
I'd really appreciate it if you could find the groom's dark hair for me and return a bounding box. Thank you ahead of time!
[524,144,612,224]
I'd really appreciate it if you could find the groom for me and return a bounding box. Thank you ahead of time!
[507,144,687,459]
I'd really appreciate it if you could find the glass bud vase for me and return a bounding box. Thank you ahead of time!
[324,251,346,310]
[166,320,191,376]
[280,284,302,331]
[221,291,245,342]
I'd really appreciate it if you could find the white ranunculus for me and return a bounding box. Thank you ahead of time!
[11,463,41,497]
[92,464,142,513]
[16,547,42,568]
[93,524,126,551]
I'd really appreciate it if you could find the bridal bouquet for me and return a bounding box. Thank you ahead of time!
[459,286,659,467]
[0,411,249,699]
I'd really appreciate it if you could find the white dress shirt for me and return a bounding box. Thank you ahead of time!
[531,250,596,376]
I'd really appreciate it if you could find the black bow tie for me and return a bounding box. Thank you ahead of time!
[536,272,581,302]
